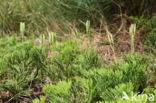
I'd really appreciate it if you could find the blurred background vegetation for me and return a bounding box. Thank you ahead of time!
[0,0,156,36]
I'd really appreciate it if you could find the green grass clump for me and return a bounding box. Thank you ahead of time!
[70,77,93,103]
[0,36,155,102]
[47,39,101,81]
[0,36,48,96]
[34,77,93,103]
[144,31,156,49]
[142,16,156,50]
[43,81,72,103]
[130,16,156,50]
[36,53,155,103]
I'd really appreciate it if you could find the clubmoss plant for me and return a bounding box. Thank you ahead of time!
[129,24,136,54]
